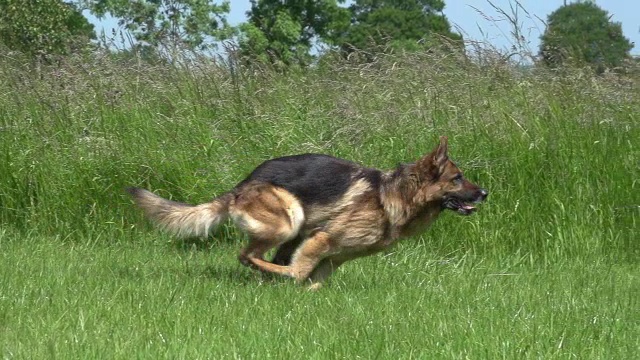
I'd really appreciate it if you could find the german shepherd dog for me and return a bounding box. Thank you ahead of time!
[127,136,487,289]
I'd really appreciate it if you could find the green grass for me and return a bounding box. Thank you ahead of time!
[1,233,637,359]
[0,50,638,358]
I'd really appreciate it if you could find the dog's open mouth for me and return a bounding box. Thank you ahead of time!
[443,198,477,215]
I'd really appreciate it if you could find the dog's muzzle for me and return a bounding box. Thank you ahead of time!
[443,188,488,215]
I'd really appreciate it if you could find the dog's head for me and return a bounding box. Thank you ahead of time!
[413,136,488,215]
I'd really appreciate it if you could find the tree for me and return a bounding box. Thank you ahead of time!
[0,0,95,56]
[238,0,350,67]
[85,0,232,58]
[539,2,633,70]
[335,0,462,53]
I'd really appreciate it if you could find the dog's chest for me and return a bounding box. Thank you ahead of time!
[396,207,442,238]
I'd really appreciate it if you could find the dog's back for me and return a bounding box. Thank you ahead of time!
[238,154,381,207]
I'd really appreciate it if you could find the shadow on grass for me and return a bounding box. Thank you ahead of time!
[170,227,245,253]
[110,260,287,287]
[200,265,287,286]
[172,237,220,252]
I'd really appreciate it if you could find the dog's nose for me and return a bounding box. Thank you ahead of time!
[478,188,488,201]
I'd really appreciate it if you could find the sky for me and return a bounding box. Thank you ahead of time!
[89,1,640,55]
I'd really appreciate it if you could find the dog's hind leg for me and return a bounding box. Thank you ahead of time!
[237,239,275,268]
[230,183,305,267]
[271,235,304,265]
[248,231,333,284]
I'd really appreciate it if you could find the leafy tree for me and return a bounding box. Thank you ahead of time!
[238,0,350,67]
[0,0,95,56]
[336,0,462,53]
[539,1,633,70]
[85,0,232,57]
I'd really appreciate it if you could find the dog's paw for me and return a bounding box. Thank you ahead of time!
[238,254,253,268]
[307,283,323,291]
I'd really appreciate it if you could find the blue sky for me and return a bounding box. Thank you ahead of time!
[91,1,639,55]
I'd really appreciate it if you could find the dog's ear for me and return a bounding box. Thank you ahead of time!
[417,136,449,179]
[434,136,449,169]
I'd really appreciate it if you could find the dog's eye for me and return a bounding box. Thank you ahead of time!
[453,174,463,183]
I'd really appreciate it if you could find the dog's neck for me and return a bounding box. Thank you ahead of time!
[379,164,414,221]
[380,164,443,239]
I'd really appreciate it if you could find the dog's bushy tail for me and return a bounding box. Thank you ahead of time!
[126,187,232,238]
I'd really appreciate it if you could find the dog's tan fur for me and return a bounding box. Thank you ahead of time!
[128,136,487,289]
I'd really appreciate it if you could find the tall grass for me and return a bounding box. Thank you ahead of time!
[0,44,638,358]
[0,49,636,260]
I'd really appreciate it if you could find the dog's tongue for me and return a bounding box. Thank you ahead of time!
[461,204,475,210]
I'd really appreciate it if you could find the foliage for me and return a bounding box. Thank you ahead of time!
[238,0,349,67]
[85,0,232,56]
[0,0,95,56]
[336,0,462,53]
[539,1,633,71]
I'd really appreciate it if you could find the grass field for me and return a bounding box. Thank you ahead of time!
[0,48,638,359]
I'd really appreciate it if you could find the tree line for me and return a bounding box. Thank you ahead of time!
[0,0,634,71]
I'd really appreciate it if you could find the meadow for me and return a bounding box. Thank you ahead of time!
[0,47,638,358]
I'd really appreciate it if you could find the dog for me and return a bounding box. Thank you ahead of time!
[127,136,487,289]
